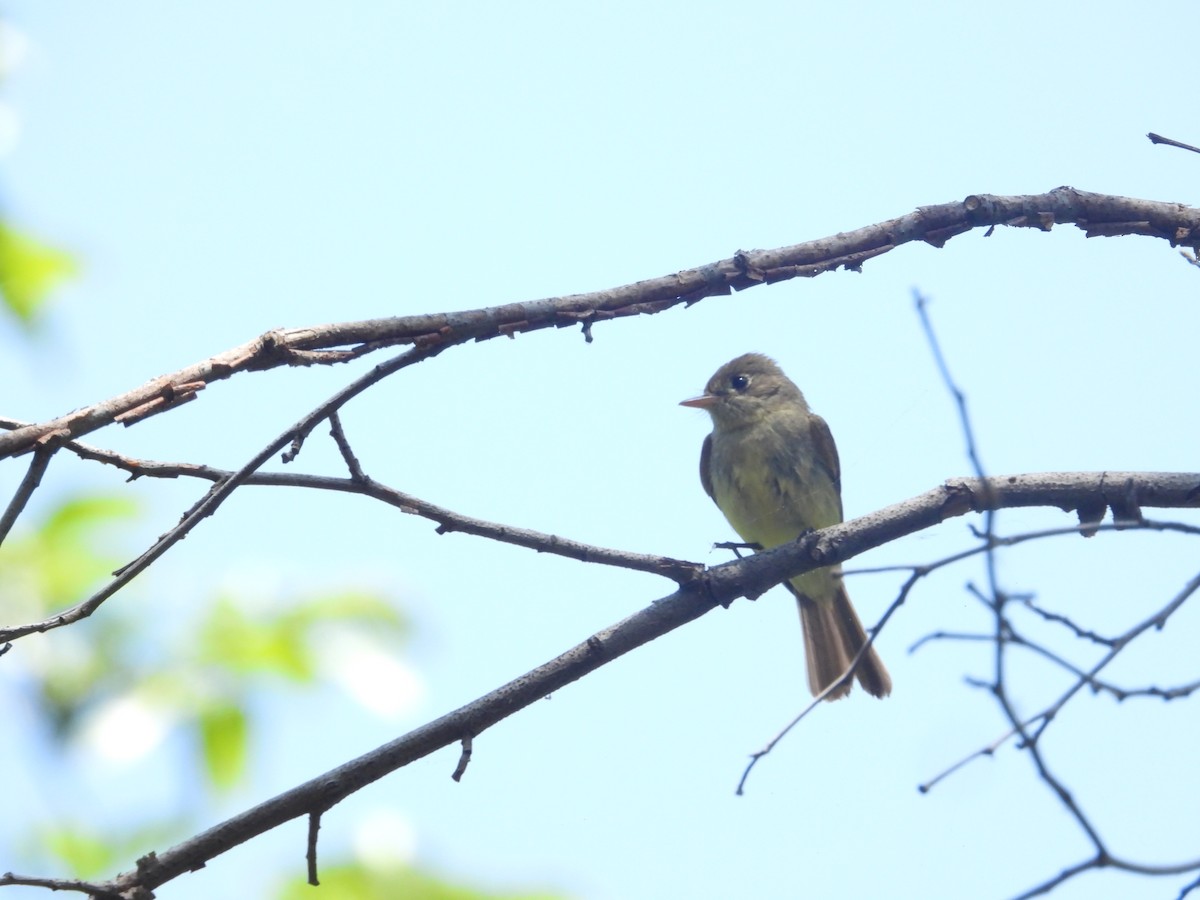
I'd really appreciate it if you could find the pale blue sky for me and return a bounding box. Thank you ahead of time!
[3,3,1199,900]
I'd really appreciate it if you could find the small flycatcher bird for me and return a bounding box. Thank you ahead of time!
[681,353,891,700]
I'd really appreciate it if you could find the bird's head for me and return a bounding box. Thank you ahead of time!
[679,353,808,430]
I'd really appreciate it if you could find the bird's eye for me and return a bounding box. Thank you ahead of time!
[730,374,751,392]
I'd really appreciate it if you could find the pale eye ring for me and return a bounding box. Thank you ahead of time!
[730,374,751,392]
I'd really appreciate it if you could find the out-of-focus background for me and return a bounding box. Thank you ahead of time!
[2,4,1199,899]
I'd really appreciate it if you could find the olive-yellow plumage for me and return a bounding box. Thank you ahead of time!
[681,353,891,700]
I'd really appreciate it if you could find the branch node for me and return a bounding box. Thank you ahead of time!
[922,223,973,248]
[1109,477,1145,530]
[497,320,528,339]
[134,851,160,878]
[1076,497,1108,538]
[733,250,767,283]
[306,810,322,885]
[328,412,367,481]
[451,734,474,782]
[413,326,453,349]
[281,433,306,464]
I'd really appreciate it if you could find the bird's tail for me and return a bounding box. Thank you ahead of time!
[794,569,891,700]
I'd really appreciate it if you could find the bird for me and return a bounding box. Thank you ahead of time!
[681,352,891,700]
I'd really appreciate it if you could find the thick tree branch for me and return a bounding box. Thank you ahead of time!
[2,188,1198,461]
[14,470,1186,897]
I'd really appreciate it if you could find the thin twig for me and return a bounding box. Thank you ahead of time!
[1177,871,1200,899]
[0,872,122,898]
[999,543,1200,896]
[451,735,473,782]
[1019,596,1116,646]
[0,445,54,546]
[1148,132,1200,155]
[328,412,366,482]
[1028,571,1200,742]
[0,419,701,585]
[914,291,989,484]
[736,571,917,794]
[909,292,1200,899]
[0,345,440,643]
[306,811,322,886]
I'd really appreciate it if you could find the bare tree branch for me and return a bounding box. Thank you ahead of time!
[744,511,1200,798]
[2,469,1198,647]
[0,419,701,643]
[305,810,322,887]
[0,346,434,639]
[0,445,54,545]
[451,734,473,783]
[909,294,1200,898]
[326,412,366,482]
[6,191,1200,898]
[737,567,919,794]
[93,578,724,895]
[0,872,120,898]
[3,188,1198,462]
[0,479,1191,897]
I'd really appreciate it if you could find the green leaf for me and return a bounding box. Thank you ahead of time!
[198,598,316,681]
[199,700,249,790]
[0,222,77,325]
[196,590,408,682]
[40,826,116,879]
[41,494,140,541]
[0,493,142,734]
[32,820,188,880]
[0,492,140,613]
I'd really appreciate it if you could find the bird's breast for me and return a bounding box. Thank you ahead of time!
[707,421,840,549]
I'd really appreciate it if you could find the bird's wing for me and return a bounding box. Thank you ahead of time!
[699,432,715,501]
[809,413,843,509]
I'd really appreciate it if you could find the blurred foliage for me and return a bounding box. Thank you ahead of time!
[197,590,406,682]
[4,493,409,789]
[0,24,555,897]
[189,590,407,788]
[198,698,249,790]
[3,489,422,888]
[2,493,139,616]
[0,221,76,327]
[27,820,184,881]
[277,862,568,900]
[0,493,142,735]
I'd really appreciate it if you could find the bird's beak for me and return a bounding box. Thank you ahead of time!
[679,393,718,409]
